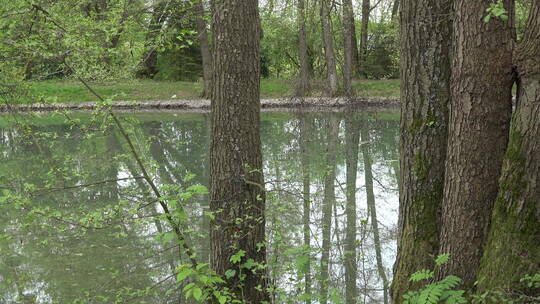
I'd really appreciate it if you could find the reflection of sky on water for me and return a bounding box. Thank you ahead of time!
[0,111,399,303]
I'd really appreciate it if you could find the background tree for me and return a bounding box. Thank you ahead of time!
[194,0,212,98]
[359,0,371,77]
[296,0,311,96]
[342,0,356,95]
[320,0,339,96]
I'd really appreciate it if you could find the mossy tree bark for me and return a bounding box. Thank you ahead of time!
[320,0,339,96]
[391,0,451,301]
[320,117,339,304]
[437,0,515,286]
[344,114,360,304]
[476,2,540,295]
[209,0,269,302]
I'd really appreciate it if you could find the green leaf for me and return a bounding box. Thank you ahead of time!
[435,253,450,266]
[230,250,246,264]
[410,269,435,282]
[225,269,236,279]
[196,263,209,271]
[192,287,202,301]
[176,268,193,282]
[187,184,208,195]
[483,14,491,23]
[218,295,227,304]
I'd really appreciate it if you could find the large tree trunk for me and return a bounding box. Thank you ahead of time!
[390,0,452,301]
[209,0,269,302]
[195,0,213,98]
[342,0,356,96]
[476,3,540,295]
[344,114,360,304]
[320,0,339,96]
[361,126,389,304]
[299,114,313,304]
[319,117,339,304]
[296,0,311,96]
[358,0,370,77]
[437,0,515,286]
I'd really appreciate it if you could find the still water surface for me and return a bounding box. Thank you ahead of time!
[0,110,399,304]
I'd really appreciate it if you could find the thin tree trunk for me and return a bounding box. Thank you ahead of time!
[296,0,311,96]
[342,0,356,96]
[437,0,515,286]
[299,114,313,304]
[361,126,389,304]
[320,117,339,304]
[391,0,451,301]
[344,114,360,304]
[352,26,361,78]
[139,1,169,78]
[210,0,269,302]
[391,0,400,19]
[320,0,339,96]
[358,0,370,77]
[476,2,540,295]
[195,0,213,98]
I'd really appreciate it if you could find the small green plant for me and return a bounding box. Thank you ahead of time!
[402,254,467,304]
[472,274,540,304]
[484,0,509,23]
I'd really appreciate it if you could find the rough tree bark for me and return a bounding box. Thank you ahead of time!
[209,0,269,302]
[320,117,339,304]
[195,0,213,98]
[299,114,313,304]
[476,2,540,295]
[296,0,311,96]
[391,0,452,301]
[344,114,360,304]
[358,0,370,77]
[361,126,389,304]
[437,0,515,286]
[342,0,356,96]
[320,0,339,96]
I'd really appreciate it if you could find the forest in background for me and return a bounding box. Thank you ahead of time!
[1,0,401,87]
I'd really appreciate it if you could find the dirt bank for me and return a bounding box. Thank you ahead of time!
[0,97,399,113]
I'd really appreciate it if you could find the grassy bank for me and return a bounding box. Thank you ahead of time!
[20,78,399,104]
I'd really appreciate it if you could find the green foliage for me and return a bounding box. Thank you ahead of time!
[403,255,467,304]
[472,274,540,304]
[484,0,509,23]
[363,22,400,79]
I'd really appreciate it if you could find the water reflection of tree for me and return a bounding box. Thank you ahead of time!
[0,111,400,303]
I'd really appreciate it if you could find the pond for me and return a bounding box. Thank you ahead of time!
[0,110,399,304]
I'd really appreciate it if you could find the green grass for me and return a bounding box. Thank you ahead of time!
[353,79,400,98]
[17,78,400,104]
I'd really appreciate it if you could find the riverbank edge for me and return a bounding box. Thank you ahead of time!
[0,97,400,113]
